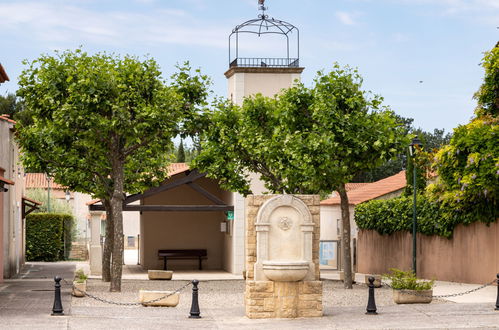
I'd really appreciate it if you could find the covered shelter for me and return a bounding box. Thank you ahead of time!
[88,164,242,275]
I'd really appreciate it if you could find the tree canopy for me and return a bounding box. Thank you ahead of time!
[15,50,210,291]
[194,64,409,196]
[193,64,409,288]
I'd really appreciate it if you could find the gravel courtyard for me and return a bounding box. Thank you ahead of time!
[71,279,448,309]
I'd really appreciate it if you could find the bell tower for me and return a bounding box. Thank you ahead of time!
[225,0,304,105]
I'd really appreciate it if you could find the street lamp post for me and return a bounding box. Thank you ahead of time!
[409,136,422,275]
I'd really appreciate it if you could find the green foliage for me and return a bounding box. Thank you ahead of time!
[430,116,498,222]
[25,188,73,214]
[74,269,88,283]
[15,50,210,199]
[177,139,186,162]
[355,188,496,238]
[193,64,409,196]
[26,213,73,261]
[474,45,499,117]
[0,93,22,118]
[384,268,434,291]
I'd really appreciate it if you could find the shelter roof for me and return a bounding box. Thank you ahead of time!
[86,163,190,206]
[320,171,406,206]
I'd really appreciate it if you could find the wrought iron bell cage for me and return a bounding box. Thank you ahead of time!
[229,3,300,68]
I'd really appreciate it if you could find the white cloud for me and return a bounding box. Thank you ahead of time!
[335,11,357,25]
[0,1,228,49]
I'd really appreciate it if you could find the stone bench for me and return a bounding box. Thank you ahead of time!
[148,270,173,280]
[139,290,179,307]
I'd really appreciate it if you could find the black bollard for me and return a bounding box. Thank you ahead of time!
[495,274,499,311]
[366,276,378,315]
[51,276,64,316]
[189,279,201,319]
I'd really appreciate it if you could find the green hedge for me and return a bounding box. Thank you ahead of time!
[26,213,74,261]
[354,194,497,238]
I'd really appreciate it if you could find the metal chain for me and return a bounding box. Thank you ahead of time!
[63,278,192,306]
[381,279,497,298]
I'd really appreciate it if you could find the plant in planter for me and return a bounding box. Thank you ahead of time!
[72,269,88,297]
[384,268,434,304]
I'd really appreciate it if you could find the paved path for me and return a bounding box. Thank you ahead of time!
[1,262,498,329]
[0,262,75,329]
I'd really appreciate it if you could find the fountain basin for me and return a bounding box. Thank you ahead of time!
[262,260,309,282]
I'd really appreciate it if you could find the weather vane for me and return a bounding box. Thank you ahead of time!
[258,0,268,18]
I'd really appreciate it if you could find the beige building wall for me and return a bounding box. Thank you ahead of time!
[140,175,232,271]
[226,67,303,105]
[357,220,499,284]
[225,66,304,276]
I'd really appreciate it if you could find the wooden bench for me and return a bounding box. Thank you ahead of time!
[158,249,207,271]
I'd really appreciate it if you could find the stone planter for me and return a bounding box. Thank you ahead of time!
[148,270,173,280]
[72,281,86,297]
[139,290,179,307]
[364,275,382,288]
[393,289,433,304]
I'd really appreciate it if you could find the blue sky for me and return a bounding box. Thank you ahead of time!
[0,0,497,132]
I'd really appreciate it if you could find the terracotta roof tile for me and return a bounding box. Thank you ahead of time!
[25,173,65,189]
[320,171,406,206]
[0,115,16,124]
[168,163,190,176]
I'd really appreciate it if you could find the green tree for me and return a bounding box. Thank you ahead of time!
[193,64,409,288]
[177,139,186,162]
[474,43,499,117]
[16,50,210,291]
[430,44,498,227]
[0,93,20,118]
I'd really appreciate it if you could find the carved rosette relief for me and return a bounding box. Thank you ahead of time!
[278,217,292,231]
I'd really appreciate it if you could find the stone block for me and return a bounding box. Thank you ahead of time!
[263,298,275,311]
[298,300,321,310]
[300,281,322,294]
[308,205,320,215]
[139,290,179,307]
[274,282,299,296]
[298,309,323,317]
[298,293,322,301]
[255,281,274,293]
[148,270,173,280]
[247,312,275,319]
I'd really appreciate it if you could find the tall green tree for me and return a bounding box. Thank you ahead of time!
[193,64,409,288]
[177,139,186,162]
[0,93,20,118]
[431,44,499,221]
[16,50,210,291]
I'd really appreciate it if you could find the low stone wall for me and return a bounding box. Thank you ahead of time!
[245,195,322,319]
[357,220,499,284]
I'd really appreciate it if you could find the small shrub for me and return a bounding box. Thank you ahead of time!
[74,269,88,283]
[384,268,434,291]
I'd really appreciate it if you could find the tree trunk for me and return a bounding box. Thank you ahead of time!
[102,199,113,282]
[109,151,125,292]
[338,182,353,289]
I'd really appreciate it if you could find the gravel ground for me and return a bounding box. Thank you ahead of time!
[71,279,449,309]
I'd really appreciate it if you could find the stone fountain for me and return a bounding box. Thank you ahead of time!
[245,195,323,318]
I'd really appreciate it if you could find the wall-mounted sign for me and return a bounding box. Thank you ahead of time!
[226,211,234,221]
